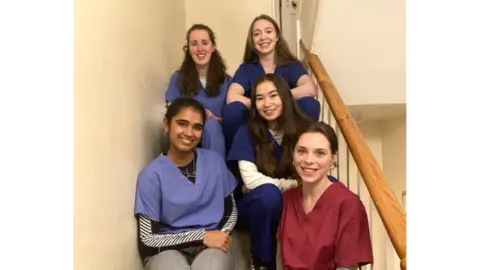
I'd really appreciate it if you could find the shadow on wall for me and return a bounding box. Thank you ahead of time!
[143,119,169,159]
[140,72,171,161]
[157,123,170,155]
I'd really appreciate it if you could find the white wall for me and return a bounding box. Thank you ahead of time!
[280,0,299,54]
[297,0,320,51]
[74,0,186,269]
[299,0,406,106]
[381,115,406,204]
[357,121,387,270]
[355,116,406,270]
[381,114,406,270]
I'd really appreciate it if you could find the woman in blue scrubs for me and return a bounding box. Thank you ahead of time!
[166,24,231,159]
[227,73,329,270]
[222,14,320,152]
[135,97,238,270]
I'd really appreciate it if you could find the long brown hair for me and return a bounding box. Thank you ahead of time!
[177,24,227,97]
[248,73,313,178]
[243,14,301,66]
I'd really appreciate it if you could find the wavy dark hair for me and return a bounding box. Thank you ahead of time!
[297,121,339,155]
[164,96,206,127]
[243,14,302,66]
[248,73,313,178]
[177,24,227,97]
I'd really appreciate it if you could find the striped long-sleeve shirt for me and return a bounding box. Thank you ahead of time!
[136,194,237,262]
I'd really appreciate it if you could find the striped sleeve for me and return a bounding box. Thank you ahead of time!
[219,194,237,233]
[137,194,237,262]
[137,194,236,258]
[138,214,205,249]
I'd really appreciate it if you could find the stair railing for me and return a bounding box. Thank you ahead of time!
[299,39,407,270]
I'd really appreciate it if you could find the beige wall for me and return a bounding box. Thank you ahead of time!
[355,116,406,270]
[184,0,274,75]
[381,114,406,270]
[300,0,406,106]
[381,115,406,204]
[297,0,320,51]
[357,121,386,270]
[74,0,186,269]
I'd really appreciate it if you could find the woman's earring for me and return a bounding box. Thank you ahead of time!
[292,161,296,165]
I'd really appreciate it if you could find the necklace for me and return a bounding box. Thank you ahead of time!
[178,152,197,182]
[163,151,197,179]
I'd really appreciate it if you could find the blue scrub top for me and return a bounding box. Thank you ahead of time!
[231,62,307,98]
[165,71,232,117]
[227,123,282,164]
[134,148,238,234]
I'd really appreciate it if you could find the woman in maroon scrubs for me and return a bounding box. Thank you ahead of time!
[278,122,373,270]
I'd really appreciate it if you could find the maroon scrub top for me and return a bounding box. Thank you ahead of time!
[278,182,373,270]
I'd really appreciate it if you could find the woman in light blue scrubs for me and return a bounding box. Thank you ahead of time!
[135,97,238,270]
[166,24,231,159]
[222,14,320,152]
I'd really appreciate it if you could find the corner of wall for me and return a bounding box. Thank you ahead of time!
[379,114,406,201]
[358,120,384,167]
[74,1,189,269]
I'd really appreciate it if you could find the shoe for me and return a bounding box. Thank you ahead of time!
[250,255,273,270]
[251,266,269,270]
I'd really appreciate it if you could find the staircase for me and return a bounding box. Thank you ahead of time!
[72,1,407,269]
[228,41,407,270]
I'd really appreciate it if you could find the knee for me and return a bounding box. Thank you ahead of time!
[145,250,187,270]
[222,101,248,123]
[203,118,223,134]
[251,184,283,213]
[297,97,320,120]
[191,248,234,270]
[297,96,318,103]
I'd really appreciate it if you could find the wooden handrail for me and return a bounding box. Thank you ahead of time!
[299,40,407,270]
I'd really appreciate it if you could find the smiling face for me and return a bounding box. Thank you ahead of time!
[163,107,204,153]
[188,29,216,67]
[252,19,279,56]
[254,80,283,123]
[293,131,335,184]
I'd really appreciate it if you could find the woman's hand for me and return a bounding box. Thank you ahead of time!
[205,109,214,119]
[203,230,232,252]
[205,109,222,122]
